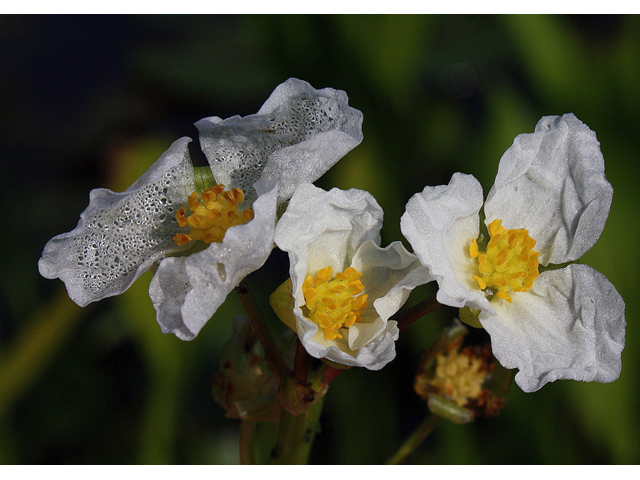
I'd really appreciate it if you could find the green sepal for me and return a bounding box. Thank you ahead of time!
[459,306,483,329]
[270,278,298,333]
[539,260,577,273]
[427,395,475,424]
[193,166,216,193]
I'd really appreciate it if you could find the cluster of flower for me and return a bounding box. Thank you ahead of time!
[39,78,626,394]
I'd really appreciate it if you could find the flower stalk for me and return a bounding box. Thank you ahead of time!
[235,280,290,381]
[293,339,310,385]
[395,296,443,331]
[235,281,328,463]
[385,413,441,465]
[271,395,325,464]
[239,420,258,465]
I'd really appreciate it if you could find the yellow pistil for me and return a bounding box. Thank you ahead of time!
[173,184,254,246]
[302,266,368,341]
[429,347,488,407]
[469,219,540,303]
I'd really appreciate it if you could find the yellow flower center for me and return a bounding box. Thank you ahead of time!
[429,347,489,407]
[301,266,368,341]
[173,184,254,246]
[469,219,540,303]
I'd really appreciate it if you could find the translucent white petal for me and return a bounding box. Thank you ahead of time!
[38,137,196,307]
[401,172,492,313]
[480,264,626,392]
[196,78,363,205]
[149,179,278,340]
[484,114,613,265]
[350,239,433,329]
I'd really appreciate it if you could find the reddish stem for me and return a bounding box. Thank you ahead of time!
[322,366,346,385]
[396,296,442,331]
[236,281,290,380]
[293,339,310,385]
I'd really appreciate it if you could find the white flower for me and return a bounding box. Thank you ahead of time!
[39,78,363,341]
[274,183,430,370]
[401,114,626,392]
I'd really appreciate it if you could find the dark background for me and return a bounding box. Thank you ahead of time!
[1,14,638,464]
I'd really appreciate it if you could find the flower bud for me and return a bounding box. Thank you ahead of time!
[212,315,281,423]
[414,320,511,424]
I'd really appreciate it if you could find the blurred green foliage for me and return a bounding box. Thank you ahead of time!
[1,14,638,464]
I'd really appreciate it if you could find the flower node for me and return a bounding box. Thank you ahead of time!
[173,185,254,246]
[470,219,540,303]
[302,266,367,341]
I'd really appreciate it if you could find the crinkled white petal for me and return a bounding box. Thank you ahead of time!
[480,264,626,392]
[274,183,383,286]
[349,239,432,351]
[276,184,408,370]
[38,137,196,307]
[196,78,363,205]
[149,179,278,340]
[401,172,493,313]
[295,312,400,371]
[484,114,613,266]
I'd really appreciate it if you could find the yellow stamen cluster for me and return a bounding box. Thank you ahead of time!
[429,348,488,407]
[470,219,540,303]
[173,184,254,246]
[302,266,368,341]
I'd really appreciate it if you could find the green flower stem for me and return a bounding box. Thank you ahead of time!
[236,281,290,380]
[396,296,443,331]
[385,413,441,465]
[271,395,325,464]
[239,420,257,465]
[237,281,326,464]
